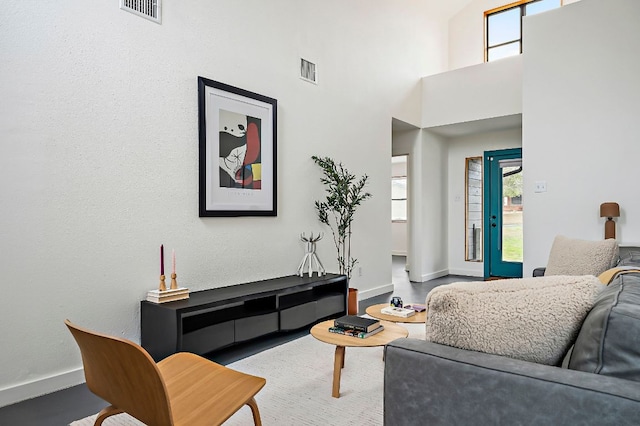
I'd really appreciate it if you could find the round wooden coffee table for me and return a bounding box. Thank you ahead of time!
[365,303,427,323]
[310,319,408,398]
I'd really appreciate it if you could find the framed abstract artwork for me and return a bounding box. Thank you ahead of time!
[198,77,277,217]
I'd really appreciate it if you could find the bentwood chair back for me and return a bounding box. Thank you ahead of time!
[65,319,266,426]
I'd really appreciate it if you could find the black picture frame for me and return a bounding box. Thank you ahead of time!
[198,77,277,217]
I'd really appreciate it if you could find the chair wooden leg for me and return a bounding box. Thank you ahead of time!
[94,405,124,426]
[246,397,262,426]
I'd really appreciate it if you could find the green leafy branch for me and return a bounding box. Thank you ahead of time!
[312,156,372,280]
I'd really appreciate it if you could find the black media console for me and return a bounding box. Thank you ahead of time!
[141,273,348,361]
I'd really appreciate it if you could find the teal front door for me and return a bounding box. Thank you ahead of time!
[484,148,523,278]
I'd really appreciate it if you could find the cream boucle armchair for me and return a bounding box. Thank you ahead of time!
[532,235,618,277]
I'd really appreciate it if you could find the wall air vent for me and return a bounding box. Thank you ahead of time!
[120,0,161,24]
[300,58,317,84]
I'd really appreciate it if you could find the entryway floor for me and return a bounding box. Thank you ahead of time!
[360,256,476,309]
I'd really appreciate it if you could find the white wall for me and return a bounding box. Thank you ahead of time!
[448,0,583,71]
[412,130,450,282]
[392,222,408,256]
[391,127,448,282]
[522,0,640,275]
[0,0,454,405]
[447,128,522,276]
[422,55,522,128]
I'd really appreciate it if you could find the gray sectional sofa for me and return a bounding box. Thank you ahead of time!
[384,265,640,425]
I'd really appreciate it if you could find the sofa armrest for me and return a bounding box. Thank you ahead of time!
[384,338,640,426]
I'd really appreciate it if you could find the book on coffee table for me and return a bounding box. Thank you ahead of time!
[334,315,380,332]
[381,306,416,318]
[328,325,384,338]
[404,304,426,312]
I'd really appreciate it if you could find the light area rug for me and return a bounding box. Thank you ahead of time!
[70,323,425,426]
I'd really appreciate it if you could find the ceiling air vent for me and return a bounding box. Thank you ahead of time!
[120,0,161,24]
[300,58,317,84]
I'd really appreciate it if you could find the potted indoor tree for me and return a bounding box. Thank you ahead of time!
[312,155,372,314]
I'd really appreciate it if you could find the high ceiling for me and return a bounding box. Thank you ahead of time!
[424,0,475,19]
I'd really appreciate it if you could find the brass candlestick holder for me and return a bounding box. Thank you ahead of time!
[159,274,166,291]
[170,273,178,289]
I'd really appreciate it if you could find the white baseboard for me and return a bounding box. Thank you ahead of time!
[357,283,394,301]
[420,269,449,282]
[448,268,484,278]
[0,368,84,408]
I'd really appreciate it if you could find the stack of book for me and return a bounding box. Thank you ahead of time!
[329,315,384,338]
[381,306,416,318]
[146,287,190,303]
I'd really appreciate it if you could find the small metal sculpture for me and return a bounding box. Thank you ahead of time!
[390,296,403,308]
[297,232,326,277]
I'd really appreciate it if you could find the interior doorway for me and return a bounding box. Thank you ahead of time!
[392,117,419,282]
[483,148,523,279]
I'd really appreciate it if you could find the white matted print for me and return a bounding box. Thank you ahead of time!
[198,77,277,216]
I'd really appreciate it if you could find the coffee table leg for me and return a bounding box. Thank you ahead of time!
[332,345,346,398]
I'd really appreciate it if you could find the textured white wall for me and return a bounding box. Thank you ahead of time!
[447,128,522,276]
[522,0,640,275]
[0,0,453,404]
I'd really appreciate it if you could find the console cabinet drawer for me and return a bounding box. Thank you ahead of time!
[316,294,345,319]
[182,321,234,355]
[235,312,279,342]
[280,301,316,330]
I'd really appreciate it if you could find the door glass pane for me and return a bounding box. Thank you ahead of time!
[487,41,521,62]
[526,0,561,16]
[487,8,521,47]
[502,166,523,262]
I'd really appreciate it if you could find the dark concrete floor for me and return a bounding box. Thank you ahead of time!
[0,256,474,426]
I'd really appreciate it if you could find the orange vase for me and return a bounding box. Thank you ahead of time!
[348,288,358,315]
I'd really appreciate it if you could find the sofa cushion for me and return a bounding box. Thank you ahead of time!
[545,235,618,276]
[618,252,640,268]
[425,275,603,365]
[568,273,640,382]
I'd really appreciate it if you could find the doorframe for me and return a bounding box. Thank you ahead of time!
[483,147,523,279]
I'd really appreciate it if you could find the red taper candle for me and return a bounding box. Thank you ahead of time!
[160,244,164,275]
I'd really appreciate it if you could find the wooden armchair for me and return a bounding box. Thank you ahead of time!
[65,319,266,426]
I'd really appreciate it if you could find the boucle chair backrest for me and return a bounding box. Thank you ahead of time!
[545,235,618,276]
